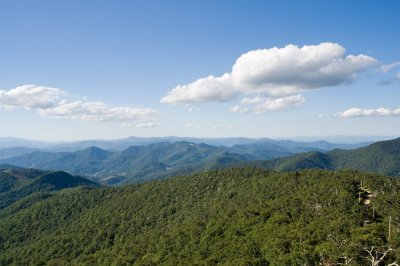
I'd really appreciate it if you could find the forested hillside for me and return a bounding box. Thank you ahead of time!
[0,166,100,209]
[330,137,400,176]
[0,168,399,265]
[255,137,400,177]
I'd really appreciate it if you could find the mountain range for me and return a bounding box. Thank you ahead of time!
[1,137,400,185]
[0,142,264,185]
[0,136,371,158]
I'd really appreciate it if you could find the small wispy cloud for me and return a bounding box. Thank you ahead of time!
[231,95,305,114]
[379,71,400,85]
[123,122,160,128]
[381,61,400,73]
[230,105,249,114]
[336,107,400,117]
[241,95,266,104]
[379,61,400,85]
[253,95,305,114]
[213,125,235,129]
[135,122,160,128]
[317,113,331,118]
[186,123,201,128]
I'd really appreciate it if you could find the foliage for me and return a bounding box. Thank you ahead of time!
[0,168,399,265]
[0,168,100,209]
[255,137,400,177]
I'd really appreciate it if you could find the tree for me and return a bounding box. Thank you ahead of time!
[363,246,397,266]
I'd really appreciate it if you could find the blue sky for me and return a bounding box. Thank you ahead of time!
[1,0,399,141]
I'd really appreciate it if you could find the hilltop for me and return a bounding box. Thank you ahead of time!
[0,166,100,210]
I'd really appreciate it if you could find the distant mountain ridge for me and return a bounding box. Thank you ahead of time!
[2,137,398,185]
[0,136,372,155]
[0,142,258,185]
[0,139,355,184]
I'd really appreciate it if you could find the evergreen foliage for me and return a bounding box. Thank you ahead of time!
[0,168,100,210]
[0,168,399,265]
[256,137,400,177]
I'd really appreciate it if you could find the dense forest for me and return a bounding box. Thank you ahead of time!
[0,168,399,265]
[0,167,99,210]
[253,137,400,177]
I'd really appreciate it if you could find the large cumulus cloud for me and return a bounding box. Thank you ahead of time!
[161,43,378,113]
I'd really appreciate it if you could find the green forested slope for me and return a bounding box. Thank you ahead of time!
[255,137,400,177]
[0,168,399,265]
[330,137,400,176]
[0,167,100,209]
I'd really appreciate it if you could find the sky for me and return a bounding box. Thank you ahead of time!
[0,0,400,141]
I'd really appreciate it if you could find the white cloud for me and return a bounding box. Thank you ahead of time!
[0,85,160,127]
[232,95,305,114]
[136,122,159,128]
[121,123,134,128]
[230,43,377,96]
[337,107,400,117]
[160,73,236,104]
[0,85,64,109]
[317,113,331,118]
[381,61,400,73]
[186,123,201,128]
[161,43,378,106]
[391,71,400,83]
[241,95,266,104]
[253,95,305,114]
[123,122,160,128]
[213,125,235,129]
[379,61,400,84]
[37,100,158,123]
[230,105,249,114]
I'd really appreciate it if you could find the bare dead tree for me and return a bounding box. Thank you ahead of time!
[363,246,397,266]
